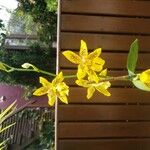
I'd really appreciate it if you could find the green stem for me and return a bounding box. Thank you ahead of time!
[95,74,137,85]
[64,74,77,79]
[8,67,56,77]
[4,63,77,78]
[2,63,137,81]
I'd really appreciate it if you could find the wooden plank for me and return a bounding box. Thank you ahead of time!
[58,122,150,138]
[59,139,150,150]
[65,87,150,104]
[60,52,150,69]
[62,0,150,17]
[58,105,150,121]
[58,1,150,150]
[63,69,132,87]
[60,32,150,52]
[61,15,150,34]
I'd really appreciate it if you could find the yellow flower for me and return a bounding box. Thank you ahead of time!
[33,72,69,106]
[63,40,105,82]
[76,69,111,99]
[140,69,150,88]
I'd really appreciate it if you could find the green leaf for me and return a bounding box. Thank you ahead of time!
[133,80,150,91]
[0,100,16,123]
[0,123,16,134]
[127,39,139,75]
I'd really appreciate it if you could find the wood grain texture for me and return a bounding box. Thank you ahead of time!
[58,122,150,138]
[60,32,150,52]
[61,14,150,34]
[64,87,150,104]
[62,0,150,17]
[58,1,150,149]
[58,105,150,121]
[58,139,150,150]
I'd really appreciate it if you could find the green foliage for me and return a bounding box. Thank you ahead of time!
[7,10,37,34]
[24,120,54,150]
[16,0,57,46]
[127,39,150,91]
[0,43,56,87]
[0,19,6,46]
[46,0,57,11]
[0,101,16,149]
[22,109,54,150]
[0,0,57,88]
[127,39,138,76]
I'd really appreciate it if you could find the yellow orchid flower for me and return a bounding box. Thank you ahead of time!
[76,69,111,99]
[33,72,69,106]
[140,69,150,88]
[63,40,105,82]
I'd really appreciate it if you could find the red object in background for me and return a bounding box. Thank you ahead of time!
[0,84,49,110]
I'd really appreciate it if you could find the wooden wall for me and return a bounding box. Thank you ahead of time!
[57,0,150,149]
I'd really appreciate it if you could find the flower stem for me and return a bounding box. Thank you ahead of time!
[3,63,77,78]
[1,63,137,81]
[64,74,77,79]
[96,74,137,84]
[7,67,56,77]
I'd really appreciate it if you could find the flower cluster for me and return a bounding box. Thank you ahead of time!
[1,39,150,107]
[33,72,69,106]
[33,40,111,106]
[63,40,111,99]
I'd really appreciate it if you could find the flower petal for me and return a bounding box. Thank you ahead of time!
[87,70,99,83]
[76,79,89,87]
[88,48,101,60]
[39,77,51,87]
[91,57,105,72]
[52,72,64,85]
[140,69,150,83]
[48,94,56,106]
[33,87,48,96]
[77,65,87,79]
[99,69,107,77]
[96,87,111,96]
[96,82,111,96]
[80,40,88,57]
[133,80,150,91]
[57,82,69,96]
[99,69,108,80]
[146,83,150,88]
[87,86,95,99]
[62,51,81,64]
[58,95,68,104]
